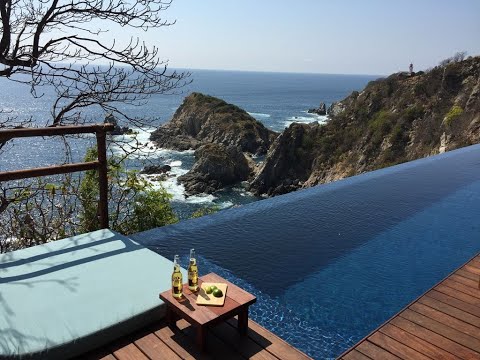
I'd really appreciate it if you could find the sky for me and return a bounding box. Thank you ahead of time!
[121,0,480,75]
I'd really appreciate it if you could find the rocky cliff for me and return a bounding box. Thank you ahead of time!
[178,143,254,195]
[250,56,480,196]
[150,93,277,155]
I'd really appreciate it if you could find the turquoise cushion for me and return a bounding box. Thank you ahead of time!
[0,229,184,359]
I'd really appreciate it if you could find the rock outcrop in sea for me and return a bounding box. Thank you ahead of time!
[105,113,133,135]
[308,102,327,116]
[249,123,321,196]
[141,164,171,175]
[178,143,254,195]
[150,93,277,195]
[250,56,480,196]
[150,93,277,155]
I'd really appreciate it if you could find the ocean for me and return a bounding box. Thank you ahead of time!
[0,69,378,218]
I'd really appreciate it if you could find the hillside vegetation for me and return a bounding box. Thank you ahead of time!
[250,56,480,196]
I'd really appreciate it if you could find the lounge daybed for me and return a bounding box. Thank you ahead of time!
[0,229,182,359]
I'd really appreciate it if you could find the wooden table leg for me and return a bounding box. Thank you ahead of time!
[166,306,178,328]
[197,325,207,352]
[166,306,173,326]
[238,306,249,335]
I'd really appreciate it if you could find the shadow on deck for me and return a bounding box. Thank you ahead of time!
[80,317,312,360]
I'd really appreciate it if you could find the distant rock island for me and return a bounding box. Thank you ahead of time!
[150,56,480,198]
[104,113,134,135]
[307,102,327,116]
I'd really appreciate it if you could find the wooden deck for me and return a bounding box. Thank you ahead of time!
[79,316,312,360]
[339,254,480,360]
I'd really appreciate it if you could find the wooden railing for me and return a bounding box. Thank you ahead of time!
[0,123,114,228]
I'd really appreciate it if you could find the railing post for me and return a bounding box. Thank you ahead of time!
[0,123,114,230]
[96,129,109,229]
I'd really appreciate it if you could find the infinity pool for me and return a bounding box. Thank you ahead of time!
[133,144,480,359]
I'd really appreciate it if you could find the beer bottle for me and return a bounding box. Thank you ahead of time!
[188,249,199,292]
[171,255,183,298]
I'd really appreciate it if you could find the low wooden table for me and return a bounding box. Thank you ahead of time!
[159,272,256,351]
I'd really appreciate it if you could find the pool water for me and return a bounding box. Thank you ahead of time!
[133,144,480,359]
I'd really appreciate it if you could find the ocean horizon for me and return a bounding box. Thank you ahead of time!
[175,66,385,77]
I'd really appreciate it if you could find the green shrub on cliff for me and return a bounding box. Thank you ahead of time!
[301,133,315,150]
[191,206,220,218]
[79,147,177,235]
[413,82,427,96]
[369,110,392,132]
[444,105,463,126]
[121,189,177,234]
[369,110,394,143]
[217,103,241,114]
[403,105,425,122]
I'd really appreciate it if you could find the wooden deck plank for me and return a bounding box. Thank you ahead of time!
[442,279,480,299]
[211,321,280,360]
[134,332,181,360]
[400,309,480,352]
[419,295,480,327]
[75,348,118,360]
[426,290,480,318]
[102,356,117,360]
[228,317,312,360]
[469,259,480,269]
[104,326,156,360]
[111,343,149,360]
[80,353,118,360]
[356,341,402,360]
[449,274,480,289]
[101,355,118,360]
[367,332,431,360]
[409,302,480,340]
[154,323,213,360]
[456,268,480,281]
[435,283,480,306]
[390,317,478,359]
[342,349,373,360]
[340,253,480,360]
[464,264,480,275]
[176,319,245,360]
[378,323,461,360]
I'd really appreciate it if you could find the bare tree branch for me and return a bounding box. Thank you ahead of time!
[0,0,190,127]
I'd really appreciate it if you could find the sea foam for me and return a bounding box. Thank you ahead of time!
[284,113,328,128]
[112,127,215,205]
[248,112,271,118]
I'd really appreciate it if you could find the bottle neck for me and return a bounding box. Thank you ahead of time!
[173,255,180,269]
